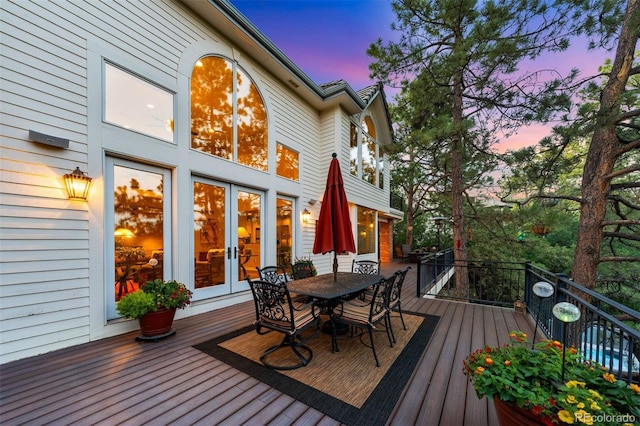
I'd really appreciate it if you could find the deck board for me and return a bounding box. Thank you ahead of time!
[0,261,535,426]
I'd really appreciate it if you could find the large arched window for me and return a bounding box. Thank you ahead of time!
[190,56,268,171]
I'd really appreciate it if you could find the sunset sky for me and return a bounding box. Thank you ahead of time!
[232,0,613,151]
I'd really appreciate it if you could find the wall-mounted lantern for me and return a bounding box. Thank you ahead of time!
[302,208,311,224]
[63,167,92,201]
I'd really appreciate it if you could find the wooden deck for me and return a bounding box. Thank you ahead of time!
[0,262,536,425]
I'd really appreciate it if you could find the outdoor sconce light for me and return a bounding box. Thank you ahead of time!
[63,167,92,201]
[552,301,581,381]
[302,208,311,224]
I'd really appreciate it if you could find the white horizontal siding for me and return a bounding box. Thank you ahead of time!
[1,0,91,364]
[0,0,393,364]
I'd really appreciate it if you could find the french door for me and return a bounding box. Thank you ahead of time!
[193,178,262,299]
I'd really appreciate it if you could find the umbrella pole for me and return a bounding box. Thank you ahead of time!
[333,252,338,281]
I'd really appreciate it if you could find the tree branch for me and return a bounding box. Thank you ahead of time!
[603,164,640,179]
[599,256,640,263]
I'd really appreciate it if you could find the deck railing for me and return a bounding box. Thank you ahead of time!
[525,263,640,383]
[415,255,640,383]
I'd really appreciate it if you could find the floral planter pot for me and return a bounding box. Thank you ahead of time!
[138,308,176,337]
[493,397,544,426]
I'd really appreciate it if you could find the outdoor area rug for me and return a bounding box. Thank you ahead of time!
[194,312,439,426]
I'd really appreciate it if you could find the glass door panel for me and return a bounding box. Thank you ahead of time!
[193,181,228,293]
[193,180,262,296]
[276,197,293,269]
[107,159,170,320]
[236,189,261,289]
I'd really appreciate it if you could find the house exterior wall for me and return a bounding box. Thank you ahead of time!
[0,0,394,364]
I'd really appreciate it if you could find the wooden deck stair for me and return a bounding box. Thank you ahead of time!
[0,262,536,425]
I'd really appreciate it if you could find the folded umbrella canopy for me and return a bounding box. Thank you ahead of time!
[313,153,356,281]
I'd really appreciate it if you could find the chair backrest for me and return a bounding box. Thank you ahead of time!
[352,259,378,274]
[389,267,411,309]
[256,266,287,284]
[291,262,314,280]
[401,244,411,255]
[247,279,297,333]
[368,276,395,322]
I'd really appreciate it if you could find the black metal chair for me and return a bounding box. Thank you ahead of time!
[247,279,320,370]
[387,267,411,342]
[256,265,287,284]
[330,276,394,367]
[352,259,378,274]
[257,265,310,305]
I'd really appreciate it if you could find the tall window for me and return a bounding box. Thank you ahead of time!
[104,63,174,142]
[190,56,268,171]
[276,198,293,268]
[361,117,377,186]
[357,207,376,254]
[110,161,170,319]
[350,122,358,176]
[276,143,299,181]
[350,117,381,186]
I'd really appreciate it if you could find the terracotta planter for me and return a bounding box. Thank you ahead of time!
[138,308,176,337]
[493,397,544,426]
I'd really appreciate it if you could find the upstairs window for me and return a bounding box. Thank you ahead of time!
[362,117,378,186]
[276,143,299,181]
[190,56,268,171]
[350,116,381,187]
[104,63,174,142]
[350,122,358,176]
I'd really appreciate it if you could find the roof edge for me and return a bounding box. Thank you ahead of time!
[209,0,366,109]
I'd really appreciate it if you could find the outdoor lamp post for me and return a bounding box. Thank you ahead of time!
[552,302,581,381]
[531,281,555,348]
[433,217,446,251]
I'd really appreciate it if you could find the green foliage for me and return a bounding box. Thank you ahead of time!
[116,291,156,319]
[116,279,192,319]
[141,279,192,310]
[463,331,640,424]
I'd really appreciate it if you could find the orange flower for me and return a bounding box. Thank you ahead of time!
[485,357,493,366]
[630,383,640,394]
[602,373,616,383]
[475,366,485,375]
[504,360,511,366]
[552,340,562,348]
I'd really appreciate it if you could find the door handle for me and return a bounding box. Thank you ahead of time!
[227,247,231,260]
[234,247,238,259]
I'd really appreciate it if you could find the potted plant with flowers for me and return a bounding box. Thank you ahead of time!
[463,331,640,425]
[116,278,192,339]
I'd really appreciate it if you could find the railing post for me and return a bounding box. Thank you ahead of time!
[553,273,568,341]
[524,261,532,307]
[416,257,422,298]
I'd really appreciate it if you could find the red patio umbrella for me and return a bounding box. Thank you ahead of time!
[313,153,356,281]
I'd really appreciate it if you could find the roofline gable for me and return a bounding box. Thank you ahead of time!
[180,0,367,113]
